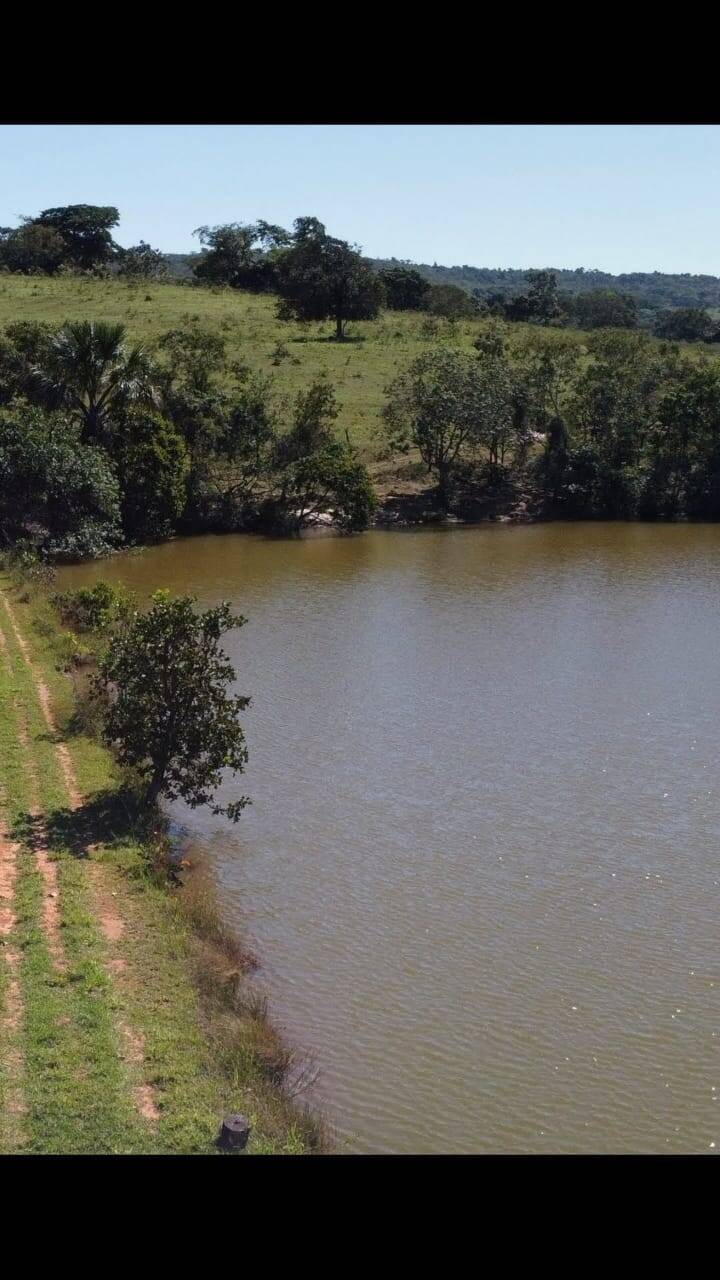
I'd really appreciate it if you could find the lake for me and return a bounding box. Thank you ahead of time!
[57,523,720,1153]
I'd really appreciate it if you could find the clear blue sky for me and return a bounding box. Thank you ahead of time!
[1,124,719,275]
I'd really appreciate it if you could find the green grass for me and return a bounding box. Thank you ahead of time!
[0,274,597,464]
[0,571,328,1154]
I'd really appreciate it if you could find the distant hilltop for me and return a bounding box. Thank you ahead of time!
[163,252,720,313]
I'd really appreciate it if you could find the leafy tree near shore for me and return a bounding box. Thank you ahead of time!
[0,406,121,558]
[0,321,56,404]
[275,218,384,340]
[384,347,514,505]
[98,592,250,816]
[272,440,377,533]
[154,325,228,451]
[27,320,158,444]
[113,412,189,543]
[274,377,338,466]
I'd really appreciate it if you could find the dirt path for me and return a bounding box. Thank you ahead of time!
[0,589,159,1128]
[0,620,26,1145]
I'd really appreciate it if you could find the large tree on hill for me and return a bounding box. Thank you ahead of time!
[27,321,158,444]
[275,218,384,340]
[117,241,168,281]
[0,223,67,275]
[192,221,290,291]
[30,205,120,270]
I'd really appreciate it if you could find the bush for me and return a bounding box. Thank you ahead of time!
[114,413,189,542]
[52,580,136,632]
[0,406,122,560]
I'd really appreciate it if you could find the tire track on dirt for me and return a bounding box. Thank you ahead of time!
[0,617,27,1146]
[0,590,160,1126]
[1,598,66,969]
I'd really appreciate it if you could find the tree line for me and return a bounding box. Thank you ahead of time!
[0,316,376,561]
[385,323,720,520]
[4,311,720,565]
[4,204,719,343]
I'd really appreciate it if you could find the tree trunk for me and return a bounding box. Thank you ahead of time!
[145,766,166,809]
[336,313,344,342]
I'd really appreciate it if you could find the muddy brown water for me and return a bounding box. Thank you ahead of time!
[57,523,720,1153]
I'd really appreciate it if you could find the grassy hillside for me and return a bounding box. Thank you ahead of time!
[0,274,710,513]
[0,275,585,468]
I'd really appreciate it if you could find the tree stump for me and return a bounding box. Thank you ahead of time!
[217,1114,251,1151]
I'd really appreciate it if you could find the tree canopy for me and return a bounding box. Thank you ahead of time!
[192,222,290,291]
[27,320,158,444]
[97,592,250,816]
[0,406,121,559]
[30,205,120,270]
[275,218,384,340]
[379,265,431,311]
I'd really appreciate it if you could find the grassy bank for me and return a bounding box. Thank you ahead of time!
[0,568,328,1154]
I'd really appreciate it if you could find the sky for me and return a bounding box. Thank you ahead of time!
[1,124,719,275]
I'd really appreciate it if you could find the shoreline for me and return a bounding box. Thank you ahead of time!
[0,567,329,1154]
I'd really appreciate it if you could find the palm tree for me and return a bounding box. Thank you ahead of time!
[30,321,158,443]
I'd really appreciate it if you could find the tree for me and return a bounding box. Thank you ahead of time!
[653,307,718,342]
[0,321,55,405]
[219,371,278,474]
[563,289,638,330]
[114,413,189,542]
[117,241,168,281]
[275,218,384,340]
[154,325,229,452]
[30,205,120,271]
[97,592,250,816]
[0,223,67,275]
[273,441,376,533]
[274,377,338,466]
[267,378,375,531]
[642,356,720,517]
[470,348,522,468]
[525,270,561,324]
[384,348,487,505]
[379,265,431,311]
[426,283,478,319]
[28,321,158,444]
[192,221,290,291]
[492,271,562,325]
[0,406,121,559]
